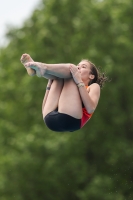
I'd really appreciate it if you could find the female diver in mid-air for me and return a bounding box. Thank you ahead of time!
[20,53,107,132]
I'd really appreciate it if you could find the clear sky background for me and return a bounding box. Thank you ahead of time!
[0,0,40,46]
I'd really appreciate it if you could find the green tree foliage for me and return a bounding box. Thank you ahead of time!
[0,0,133,199]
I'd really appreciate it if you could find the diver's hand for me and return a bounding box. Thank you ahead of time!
[70,64,82,84]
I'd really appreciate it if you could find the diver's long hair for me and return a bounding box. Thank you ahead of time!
[82,59,108,88]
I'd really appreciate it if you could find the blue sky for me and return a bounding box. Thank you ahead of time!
[0,0,40,46]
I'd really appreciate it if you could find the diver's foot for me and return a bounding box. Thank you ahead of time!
[24,61,46,77]
[20,53,36,76]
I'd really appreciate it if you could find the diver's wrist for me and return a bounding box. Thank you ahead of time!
[77,82,85,88]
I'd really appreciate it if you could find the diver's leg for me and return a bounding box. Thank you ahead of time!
[58,78,83,119]
[42,79,64,118]
[43,78,83,119]
[24,61,74,79]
